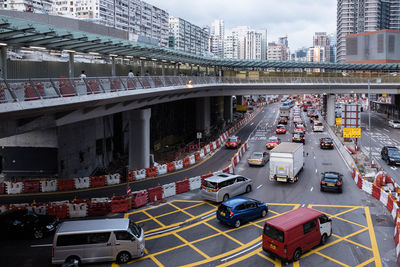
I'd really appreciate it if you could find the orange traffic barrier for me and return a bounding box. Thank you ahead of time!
[47,204,68,219]
[147,186,163,203]
[110,199,128,213]
[183,157,190,167]
[167,162,175,172]
[57,179,75,191]
[176,180,189,194]
[90,176,106,187]
[132,191,148,208]
[88,202,109,216]
[23,180,41,193]
[195,152,201,161]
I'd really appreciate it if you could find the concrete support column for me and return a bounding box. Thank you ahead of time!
[327,94,336,126]
[140,60,145,76]
[161,63,165,76]
[0,46,7,79]
[173,64,177,76]
[111,57,116,76]
[128,108,151,170]
[68,52,74,79]
[190,65,193,76]
[206,66,208,76]
[177,64,180,75]
[218,67,222,77]
[197,66,200,76]
[224,96,233,123]
[196,97,210,136]
[236,95,244,105]
[214,66,217,76]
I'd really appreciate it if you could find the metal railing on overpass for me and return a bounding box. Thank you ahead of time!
[0,75,399,104]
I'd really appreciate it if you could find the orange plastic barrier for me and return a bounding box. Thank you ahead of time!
[90,176,106,187]
[195,152,201,162]
[47,204,68,219]
[146,167,157,178]
[222,166,230,173]
[357,174,363,189]
[132,191,148,208]
[88,202,109,216]
[183,157,190,167]
[387,196,394,213]
[23,180,41,193]
[72,198,90,204]
[110,199,129,213]
[57,179,75,191]
[372,184,381,200]
[176,180,190,194]
[147,186,163,203]
[167,162,175,172]
[128,171,134,182]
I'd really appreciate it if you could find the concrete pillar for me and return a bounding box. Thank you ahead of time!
[236,95,244,105]
[206,66,208,76]
[111,57,116,76]
[327,94,336,126]
[68,52,74,79]
[218,67,222,77]
[177,64,180,75]
[174,64,177,76]
[190,65,193,76]
[128,108,151,170]
[196,97,210,136]
[140,60,145,76]
[214,66,217,76]
[161,63,165,76]
[0,46,7,79]
[224,96,233,123]
[197,66,200,76]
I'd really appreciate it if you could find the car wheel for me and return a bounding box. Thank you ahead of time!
[293,248,302,261]
[223,194,229,202]
[261,209,268,217]
[65,256,81,267]
[33,227,44,239]
[246,185,252,193]
[117,251,132,264]
[320,187,324,192]
[234,219,241,228]
[320,233,328,245]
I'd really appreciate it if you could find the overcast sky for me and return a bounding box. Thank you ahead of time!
[145,0,337,51]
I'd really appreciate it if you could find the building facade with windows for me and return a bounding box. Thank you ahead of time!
[209,19,224,58]
[0,0,52,13]
[267,42,288,61]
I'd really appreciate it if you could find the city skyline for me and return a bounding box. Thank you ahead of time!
[144,0,337,51]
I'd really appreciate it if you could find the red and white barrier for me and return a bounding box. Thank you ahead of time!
[157,164,168,175]
[134,169,146,180]
[74,177,90,189]
[189,176,202,190]
[5,181,23,194]
[10,203,29,210]
[189,155,195,165]
[106,174,120,185]
[91,197,109,203]
[174,160,183,170]
[199,149,205,158]
[68,203,88,218]
[30,205,47,215]
[0,204,8,214]
[362,180,373,194]
[40,180,57,192]
[162,182,176,198]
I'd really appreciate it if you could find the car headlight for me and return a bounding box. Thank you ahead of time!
[46,224,54,230]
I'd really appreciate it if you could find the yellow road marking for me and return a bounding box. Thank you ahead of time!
[257,251,282,266]
[309,204,364,208]
[321,210,368,229]
[365,206,382,267]
[142,210,166,228]
[314,251,350,267]
[216,247,276,267]
[173,233,210,259]
[203,222,244,246]
[149,255,164,266]
[168,202,195,218]
[356,257,375,267]
[332,233,372,251]
[293,260,300,267]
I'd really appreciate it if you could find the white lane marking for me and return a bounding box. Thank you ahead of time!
[257,184,263,189]
[30,244,52,248]
[301,204,305,207]
[310,187,314,192]
[221,242,262,262]
[315,169,318,173]
[384,128,390,132]
[145,226,181,237]
[314,156,316,160]
[250,122,254,126]
[200,212,215,220]
[391,166,398,170]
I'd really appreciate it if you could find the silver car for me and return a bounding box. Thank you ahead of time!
[389,120,400,129]
[248,151,269,166]
[201,173,253,202]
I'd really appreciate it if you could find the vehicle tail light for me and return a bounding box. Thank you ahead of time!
[230,209,234,217]
[321,143,325,145]
[201,184,206,189]
[330,143,333,146]
[302,137,305,140]
[337,182,342,186]
[213,188,220,192]
[321,181,326,185]
[292,137,294,140]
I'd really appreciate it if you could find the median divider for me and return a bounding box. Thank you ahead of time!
[23,180,40,193]
[134,169,146,180]
[74,177,90,189]
[183,157,190,168]
[132,190,148,208]
[167,162,175,172]
[189,155,195,165]
[189,176,202,190]
[162,182,176,198]
[110,199,129,213]
[147,186,163,203]
[156,164,168,175]
[57,179,75,191]
[5,181,23,194]
[174,160,183,170]
[106,174,120,185]
[176,180,190,194]
[41,180,58,192]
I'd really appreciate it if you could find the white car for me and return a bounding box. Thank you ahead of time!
[313,121,324,132]
[389,120,400,129]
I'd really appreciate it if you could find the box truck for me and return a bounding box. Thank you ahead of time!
[269,142,304,183]
[279,106,291,118]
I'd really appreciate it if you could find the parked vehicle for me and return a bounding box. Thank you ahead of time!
[381,146,400,165]
[320,172,343,193]
[201,173,253,202]
[248,151,269,166]
[262,207,332,262]
[320,137,334,149]
[266,136,281,150]
[276,124,287,134]
[388,120,400,129]
[292,132,305,144]
[52,218,145,265]
[217,197,268,228]
[0,209,58,240]
[312,121,324,132]
[269,142,304,183]
[225,136,241,148]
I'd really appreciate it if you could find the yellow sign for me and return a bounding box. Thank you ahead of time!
[236,105,247,112]
[336,118,342,125]
[382,94,387,97]
[343,127,361,138]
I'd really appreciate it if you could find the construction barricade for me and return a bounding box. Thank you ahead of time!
[132,190,148,208]
[31,204,47,215]
[74,177,90,189]
[372,184,381,200]
[362,180,372,194]
[128,171,135,182]
[167,162,175,173]
[162,182,176,198]
[88,202,109,216]
[10,203,29,210]
[111,199,129,213]
[90,176,106,187]
[68,203,88,218]
[176,180,190,194]
[183,157,190,168]
[5,181,23,194]
[134,169,146,180]
[23,180,41,193]
[195,152,201,162]
[174,160,183,170]
[189,176,202,190]
[380,189,389,206]
[147,186,163,203]
[356,174,363,189]
[0,183,4,194]
[58,179,75,191]
[91,197,109,203]
[106,174,121,185]
[145,167,157,178]
[157,164,168,175]
[387,195,394,213]
[199,149,205,158]
[41,180,57,192]
[0,204,8,213]
[212,141,217,150]
[189,155,195,165]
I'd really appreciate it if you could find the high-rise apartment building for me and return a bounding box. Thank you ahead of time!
[337,0,400,62]
[312,32,331,62]
[256,29,268,60]
[169,16,209,55]
[209,19,224,58]
[0,0,52,13]
[224,34,240,59]
[267,42,288,61]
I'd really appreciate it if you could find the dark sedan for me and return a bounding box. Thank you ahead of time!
[320,172,343,193]
[320,137,334,149]
[0,209,59,239]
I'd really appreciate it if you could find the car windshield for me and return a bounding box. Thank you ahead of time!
[277,125,284,129]
[228,137,238,142]
[268,137,278,142]
[251,152,263,159]
[322,139,332,143]
[325,173,339,179]
[394,121,400,124]
[264,224,284,243]
[297,125,305,129]
[218,204,230,213]
[129,221,142,238]
[388,149,400,157]
[294,134,302,138]
[315,122,323,126]
[323,178,339,183]
[203,180,218,189]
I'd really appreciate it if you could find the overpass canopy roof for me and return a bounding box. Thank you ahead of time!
[0,13,399,71]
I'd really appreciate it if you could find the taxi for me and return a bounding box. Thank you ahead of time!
[275,124,286,134]
[292,132,305,144]
[225,136,241,148]
[294,124,306,134]
[266,136,281,150]
[278,117,288,124]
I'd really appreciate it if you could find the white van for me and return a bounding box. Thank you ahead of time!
[52,218,145,266]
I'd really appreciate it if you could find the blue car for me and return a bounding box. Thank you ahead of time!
[216,196,268,228]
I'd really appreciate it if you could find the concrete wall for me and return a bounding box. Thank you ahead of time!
[0,129,57,147]
[57,116,113,177]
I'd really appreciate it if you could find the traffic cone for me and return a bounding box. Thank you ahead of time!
[153,195,159,206]
[161,192,166,203]
[371,158,376,168]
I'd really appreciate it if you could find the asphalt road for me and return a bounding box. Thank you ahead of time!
[1,103,396,267]
[0,106,267,204]
[359,111,400,183]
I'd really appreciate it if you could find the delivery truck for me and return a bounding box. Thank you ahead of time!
[269,142,304,183]
[279,106,291,118]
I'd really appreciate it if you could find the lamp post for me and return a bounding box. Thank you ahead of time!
[368,77,372,166]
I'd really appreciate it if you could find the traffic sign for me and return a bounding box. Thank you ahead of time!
[197,132,202,139]
[236,105,247,112]
[336,118,342,125]
[343,127,361,138]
